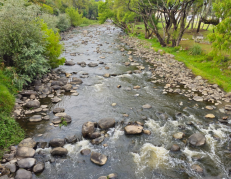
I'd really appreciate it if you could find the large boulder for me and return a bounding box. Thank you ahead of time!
[25,100,40,108]
[15,169,32,179]
[50,147,68,156]
[29,115,42,122]
[49,138,65,148]
[16,147,35,158]
[72,77,83,84]
[17,158,36,169]
[82,122,95,138]
[90,152,107,166]
[188,133,206,147]
[98,118,115,130]
[124,125,143,134]
[18,138,36,148]
[33,163,45,173]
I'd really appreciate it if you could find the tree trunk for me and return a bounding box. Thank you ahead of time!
[191,16,195,29]
[206,24,210,30]
[197,19,202,33]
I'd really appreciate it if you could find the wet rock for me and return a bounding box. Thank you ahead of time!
[80,149,91,155]
[88,62,98,67]
[82,122,95,138]
[65,61,75,66]
[193,96,203,102]
[25,100,40,108]
[125,62,130,66]
[3,153,14,161]
[91,132,101,139]
[142,104,152,109]
[0,165,10,177]
[33,163,45,173]
[5,162,16,173]
[71,77,83,84]
[50,147,68,156]
[111,103,117,106]
[103,73,110,78]
[16,147,35,158]
[143,130,151,135]
[49,138,65,148]
[18,138,36,148]
[117,85,121,88]
[51,96,61,103]
[205,114,215,118]
[90,151,107,166]
[91,136,105,145]
[51,81,65,86]
[205,106,213,110]
[188,133,206,147]
[191,164,203,173]
[98,176,107,179]
[62,84,72,92]
[20,90,37,97]
[105,66,110,70]
[52,85,61,90]
[173,132,184,139]
[17,158,36,169]
[108,173,118,179]
[170,144,180,151]
[52,117,62,124]
[133,85,141,89]
[125,125,143,135]
[15,169,32,179]
[29,115,42,122]
[65,135,78,144]
[225,105,231,111]
[98,118,115,130]
[43,115,50,120]
[37,142,47,149]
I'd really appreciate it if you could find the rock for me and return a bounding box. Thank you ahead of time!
[170,144,180,151]
[103,73,110,78]
[71,77,83,84]
[90,152,107,166]
[193,96,203,102]
[17,158,36,169]
[2,153,14,161]
[191,164,203,173]
[188,133,206,146]
[117,85,121,88]
[98,177,107,179]
[205,114,215,118]
[80,149,91,155]
[98,118,115,130]
[225,105,231,111]
[224,92,231,98]
[173,132,184,139]
[91,132,101,139]
[51,96,61,103]
[16,147,35,158]
[25,100,40,108]
[88,62,98,67]
[65,61,75,66]
[82,122,95,138]
[49,138,65,148]
[91,136,105,145]
[65,135,78,144]
[205,106,213,110]
[52,117,62,124]
[29,115,42,122]
[50,147,68,156]
[108,173,118,179]
[125,62,130,66]
[111,103,117,106]
[62,84,72,92]
[5,163,16,173]
[142,104,152,109]
[43,115,50,120]
[37,142,47,149]
[133,85,141,89]
[18,138,36,148]
[143,130,151,135]
[20,90,37,97]
[125,125,143,134]
[15,169,32,179]
[33,163,45,173]
[105,66,110,70]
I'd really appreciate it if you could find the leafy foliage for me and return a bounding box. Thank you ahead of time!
[41,3,54,14]
[65,7,83,26]
[40,13,59,33]
[57,13,71,32]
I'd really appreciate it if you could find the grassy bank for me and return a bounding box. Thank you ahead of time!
[132,32,231,92]
[80,18,98,27]
[0,69,25,157]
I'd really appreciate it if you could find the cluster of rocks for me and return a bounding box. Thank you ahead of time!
[120,36,231,108]
[13,69,82,120]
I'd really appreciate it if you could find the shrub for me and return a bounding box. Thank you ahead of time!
[41,4,53,14]
[0,84,15,114]
[189,44,202,56]
[57,14,71,32]
[66,7,83,26]
[0,113,25,156]
[41,20,65,68]
[40,13,59,33]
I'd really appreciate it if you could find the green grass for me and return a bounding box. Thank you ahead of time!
[79,18,98,27]
[134,33,231,92]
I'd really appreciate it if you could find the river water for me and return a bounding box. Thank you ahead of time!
[17,24,231,179]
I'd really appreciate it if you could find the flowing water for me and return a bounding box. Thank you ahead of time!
[17,24,231,179]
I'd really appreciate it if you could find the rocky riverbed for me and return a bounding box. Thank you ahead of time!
[1,23,231,179]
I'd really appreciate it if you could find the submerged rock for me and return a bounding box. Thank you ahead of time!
[142,104,152,109]
[90,151,107,166]
[29,115,42,122]
[188,133,206,147]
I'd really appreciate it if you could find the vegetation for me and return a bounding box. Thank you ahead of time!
[59,117,68,128]
[66,7,83,26]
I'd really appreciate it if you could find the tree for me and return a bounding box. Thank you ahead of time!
[65,7,83,26]
[208,0,231,60]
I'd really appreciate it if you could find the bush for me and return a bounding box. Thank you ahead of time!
[57,14,71,32]
[66,7,83,26]
[0,113,25,156]
[41,20,65,68]
[40,13,59,33]
[0,84,15,114]
[189,44,202,56]
[41,4,53,14]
